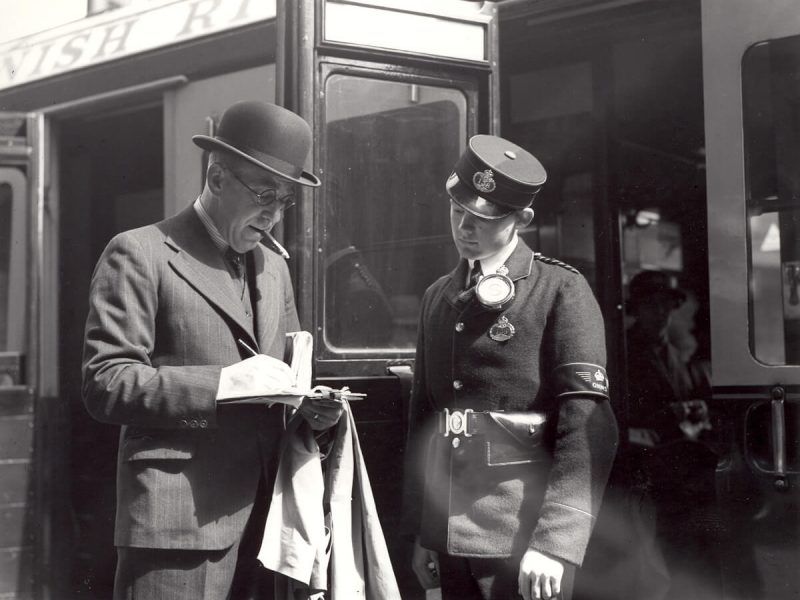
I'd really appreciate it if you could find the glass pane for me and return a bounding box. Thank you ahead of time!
[325,3,487,62]
[743,36,800,365]
[0,167,27,384]
[322,74,466,351]
[0,182,11,349]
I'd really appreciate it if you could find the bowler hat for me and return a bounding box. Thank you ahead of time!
[447,134,546,220]
[193,101,321,187]
[627,270,686,310]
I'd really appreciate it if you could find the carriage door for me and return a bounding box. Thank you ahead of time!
[703,1,800,597]
[277,2,497,598]
[0,112,52,600]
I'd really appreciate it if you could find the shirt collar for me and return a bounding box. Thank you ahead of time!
[468,233,519,278]
[193,196,228,253]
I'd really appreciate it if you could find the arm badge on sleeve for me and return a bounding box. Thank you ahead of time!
[552,363,610,399]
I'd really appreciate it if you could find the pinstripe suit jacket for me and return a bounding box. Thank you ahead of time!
[82,205,300,550]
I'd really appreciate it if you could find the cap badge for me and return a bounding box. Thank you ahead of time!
[489,315,515,342]
[473,169,496,193]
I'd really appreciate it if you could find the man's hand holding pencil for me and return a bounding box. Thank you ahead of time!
[215,339,362,431]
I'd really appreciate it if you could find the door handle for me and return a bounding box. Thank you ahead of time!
[770,386,789,491]
[387,362,414,439]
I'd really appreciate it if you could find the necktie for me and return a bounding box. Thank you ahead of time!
[468,261,482,289]
[224,249,256,326]
[225,248,246,299]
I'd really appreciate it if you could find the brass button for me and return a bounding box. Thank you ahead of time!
[455,322,464,332]
[453,380,463,390]
[452,437,461,448]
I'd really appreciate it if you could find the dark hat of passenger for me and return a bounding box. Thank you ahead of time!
[192,100,321,187]
[627,270,686,310]
[446,134,546,220]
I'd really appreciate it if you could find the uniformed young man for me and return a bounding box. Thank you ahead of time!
[402,135,619,600]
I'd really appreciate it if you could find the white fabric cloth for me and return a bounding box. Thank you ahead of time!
[260,402,400,599]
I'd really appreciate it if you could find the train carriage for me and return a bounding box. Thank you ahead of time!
[0,0,798,598]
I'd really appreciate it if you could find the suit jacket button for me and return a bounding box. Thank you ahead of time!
[199,419,208,428]
[179,419,188,428]
[453,380,463,390]
[455,322,465,332]
[189,419,199,429]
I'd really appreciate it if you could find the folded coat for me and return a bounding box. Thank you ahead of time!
[259,402,401,599]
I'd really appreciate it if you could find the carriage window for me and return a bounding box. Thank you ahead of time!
[0,168,28,381]
[0,183,10,351]
[743,36,800,365]
[322,74,466,351]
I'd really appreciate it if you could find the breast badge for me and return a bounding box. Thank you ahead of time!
[489,315,515,342]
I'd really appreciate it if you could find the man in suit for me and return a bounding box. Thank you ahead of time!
[82,100,343,599]
[402,135,618,600]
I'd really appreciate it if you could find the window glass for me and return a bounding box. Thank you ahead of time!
[0,167,27,384]
[0,182,11,349]
[322,74,466,351]
[743,36,800,365]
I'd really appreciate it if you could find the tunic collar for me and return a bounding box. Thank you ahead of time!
[444,238,536,307]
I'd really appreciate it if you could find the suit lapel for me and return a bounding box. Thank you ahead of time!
[162,207,258,348]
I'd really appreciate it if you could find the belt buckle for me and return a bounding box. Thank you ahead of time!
[443,408,474,438]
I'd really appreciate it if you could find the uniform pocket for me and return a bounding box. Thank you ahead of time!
[485,438,547,466]
[484,412,549,467]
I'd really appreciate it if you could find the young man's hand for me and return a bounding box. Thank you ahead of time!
[518,549,565,600]
[411,537,440,590]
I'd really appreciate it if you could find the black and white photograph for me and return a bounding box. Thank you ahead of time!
[0,1,798,599]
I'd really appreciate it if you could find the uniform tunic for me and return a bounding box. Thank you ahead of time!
[402,239,618,566]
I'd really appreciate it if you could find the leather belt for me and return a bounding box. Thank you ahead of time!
[437,408,494,438]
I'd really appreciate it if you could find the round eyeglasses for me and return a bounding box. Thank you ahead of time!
[221,164,296,210]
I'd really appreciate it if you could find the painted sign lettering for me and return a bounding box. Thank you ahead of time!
[0,0,275,90]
